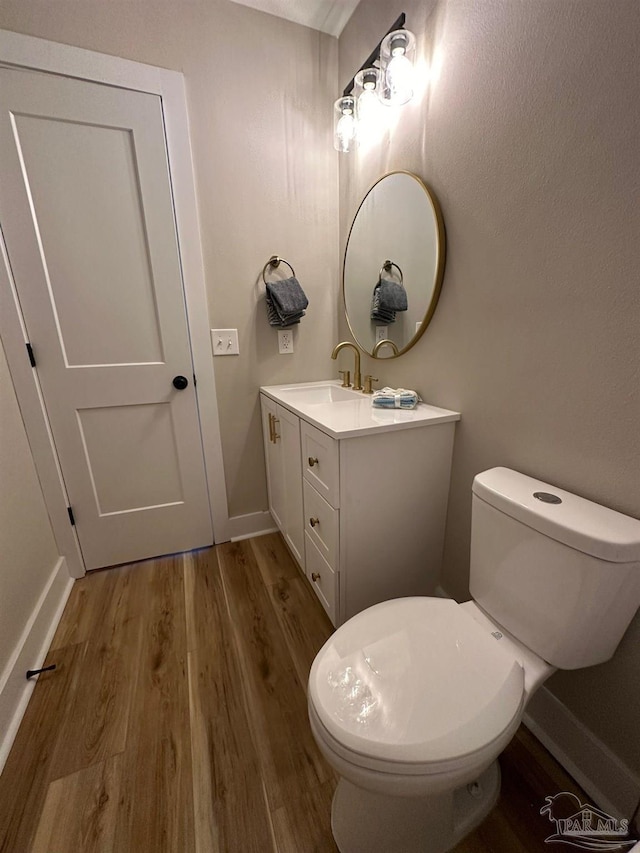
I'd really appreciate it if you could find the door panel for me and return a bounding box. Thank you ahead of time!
[0,67,213,569]
[11,114,165,367]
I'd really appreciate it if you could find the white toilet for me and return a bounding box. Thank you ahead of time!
[308,467,640,853]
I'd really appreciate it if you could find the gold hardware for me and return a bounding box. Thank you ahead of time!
[272,416,279,442]
[331,341,362,391]
[338,369,351,388]
[308,457,319,467]
[372,339,400,358]
[309,517,319,527]
[268,412,275,442]
[311,572,321,582]
[363,375,378,394]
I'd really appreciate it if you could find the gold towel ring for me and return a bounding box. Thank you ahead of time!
[262,255,296,285]
[379,259,403,286]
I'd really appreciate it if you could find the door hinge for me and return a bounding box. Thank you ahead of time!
[26,342,36,367]
[67,506,76,526]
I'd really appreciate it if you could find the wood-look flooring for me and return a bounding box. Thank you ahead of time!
[0,533,596,852]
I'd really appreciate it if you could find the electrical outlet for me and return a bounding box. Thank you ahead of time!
[211,329,239,356]
[375,326,389,344]
[278,330,294,354]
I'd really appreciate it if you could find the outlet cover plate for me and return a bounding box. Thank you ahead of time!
[278,330,294,354]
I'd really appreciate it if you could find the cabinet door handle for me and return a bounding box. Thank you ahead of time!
[272,416,280,442]
[309,517,319,528]
[311,572,321,582]
[268,413,275,442]
[308,456,319,467]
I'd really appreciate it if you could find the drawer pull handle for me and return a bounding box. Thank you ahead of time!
[311,572,321,582]
[309,517,320,527]
[308,456,319,467]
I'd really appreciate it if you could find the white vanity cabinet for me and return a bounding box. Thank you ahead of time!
[260,383,460,627]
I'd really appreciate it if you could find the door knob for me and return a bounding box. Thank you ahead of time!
[173,375,189,390]
[311,572,321,582]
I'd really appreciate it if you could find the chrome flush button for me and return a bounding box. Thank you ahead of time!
[533,491,562,504]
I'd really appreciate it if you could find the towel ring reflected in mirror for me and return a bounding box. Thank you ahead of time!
[343,171,446,358]
[379,259,404,285]
[262,255,296,285]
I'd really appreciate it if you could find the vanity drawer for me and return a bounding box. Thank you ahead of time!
[301,421,339,507]
[303,480,339,568]
[305,532,337,625]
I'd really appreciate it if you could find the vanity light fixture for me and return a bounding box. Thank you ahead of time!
[335,14,416,152]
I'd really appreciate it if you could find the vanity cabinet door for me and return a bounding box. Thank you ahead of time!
[260,395,305,570]
[261,395,285,531]
[278,405,305,569]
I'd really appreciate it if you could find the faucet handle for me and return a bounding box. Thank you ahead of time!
[363,375,378,394]
[338,369,351,388]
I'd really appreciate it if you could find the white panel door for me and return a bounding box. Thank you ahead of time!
[0,67,213,570]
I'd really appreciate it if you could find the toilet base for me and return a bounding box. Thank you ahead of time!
[331,760,501,853]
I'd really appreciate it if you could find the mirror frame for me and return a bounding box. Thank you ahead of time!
[342,170,446,358]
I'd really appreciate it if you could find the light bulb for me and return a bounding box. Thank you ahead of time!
[378,28,416,106]
[386,52,414,105]
[336,110,357,151]
[334,96,358,152]
[357,88,383,144]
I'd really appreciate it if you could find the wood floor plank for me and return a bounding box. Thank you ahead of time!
[185,548,275,853]
[48,569,110,650]
[47,571,143,780]
[112,555,195,853]
[218,540,333,812]
[267,572,334,693]
[30,754,122,853]
[271,778,339,853]
[250,532,300,587]
[0,644,85,853]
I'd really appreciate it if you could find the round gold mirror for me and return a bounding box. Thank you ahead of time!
[343,171,445,358]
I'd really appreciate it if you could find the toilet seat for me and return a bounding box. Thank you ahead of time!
[308,597,524,774]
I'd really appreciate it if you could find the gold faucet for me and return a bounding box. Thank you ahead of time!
[372,339,400,358]
[331,341,362,390]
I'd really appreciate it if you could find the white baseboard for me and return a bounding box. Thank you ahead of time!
[228,510,277,542]
[0,556,73,774]
[524,685,640,825]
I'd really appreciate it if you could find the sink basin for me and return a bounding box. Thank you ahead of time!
[277,383,360,404]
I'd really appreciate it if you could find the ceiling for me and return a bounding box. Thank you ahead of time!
[227,0,360,37]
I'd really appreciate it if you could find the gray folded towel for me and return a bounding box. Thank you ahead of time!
[266,277,309,327]
[370,278,407,324]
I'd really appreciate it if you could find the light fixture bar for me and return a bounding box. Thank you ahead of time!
[342,12,406,97]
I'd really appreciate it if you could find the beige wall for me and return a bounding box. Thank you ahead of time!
[0,341,60,673]
[0,0,339,519]
[339,0,640,772]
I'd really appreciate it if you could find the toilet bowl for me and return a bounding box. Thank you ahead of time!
[308,468,640,853]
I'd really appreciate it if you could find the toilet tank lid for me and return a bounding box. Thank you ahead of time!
[472,468,640,563]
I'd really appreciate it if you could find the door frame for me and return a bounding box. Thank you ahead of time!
[0,29,230,578]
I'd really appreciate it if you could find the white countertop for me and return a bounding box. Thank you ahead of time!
[260,380,460,439]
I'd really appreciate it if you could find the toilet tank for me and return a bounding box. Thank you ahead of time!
[469,468,640,669]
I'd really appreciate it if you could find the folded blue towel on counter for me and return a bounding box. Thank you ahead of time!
[371,387,421,409]
[266,277,309,327]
